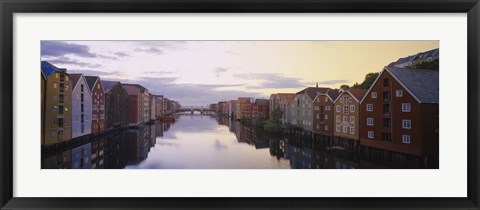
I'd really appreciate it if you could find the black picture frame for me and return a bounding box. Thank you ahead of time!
[1,0,479,209]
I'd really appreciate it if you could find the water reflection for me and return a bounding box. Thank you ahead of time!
[42,115,426,169]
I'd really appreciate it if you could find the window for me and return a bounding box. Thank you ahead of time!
[383,104,390,114]
[402,103,411,112]
[325,125,328,131]
[59,105,64,114]
[81,94,84,102]
[368,131,374,139]
[316,114,320,119]
[325,106,331,111]
[402,120,411,129]
[381,133,392,142]
[336,125,341,132]
[97,84,100,89]
[343,116,347,122]
[402,135,411,144]
[383,78,389,87]
[383,91,390,100]
[59,83,64,92]
[81,84,84,92]
[383,118,390,127]
[336,105,341,112]
[396,90,403,97]
[367,118,374,126]
[325,97,328,102]
[366,104,373,111]
[53,83,57,88]
[81,104,84,112]
[350,105,355,112]
[342,126,347,133]
[324,114,328,120]
[350,127,355,134]
[336,115,340,122]
[343,106,349,114]
[59,94,64,103]
[371,92,377,98]
[350,116,355,124]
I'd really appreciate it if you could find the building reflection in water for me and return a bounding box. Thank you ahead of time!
[42,115,429,169]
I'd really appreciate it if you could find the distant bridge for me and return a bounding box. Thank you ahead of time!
[176,107,216,115]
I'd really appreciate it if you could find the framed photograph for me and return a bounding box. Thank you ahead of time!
[1,0,479,209]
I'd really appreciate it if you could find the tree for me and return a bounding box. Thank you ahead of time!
[255,112,267,128]
[270,107,283,126]
[358,72,380,89]
[340,84,350,89]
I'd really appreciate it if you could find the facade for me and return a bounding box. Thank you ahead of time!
[155,95,164,118]
[102,81,129,130]
[122,84,143,126]
[236,97,254,120]
[41,61,73,145]
[360,67,439,159]
[269,93,295,124]
[85,76,105,134]
[69,74,93,139]
[122,84,150,123]
[164,98,172,115]
[149,94,156,121]
[228,100,237,119]
[217,101,227,116]
[313,89,341,142]
[253,99,269,120]
[289,87,329,131]
[333,89,367,148]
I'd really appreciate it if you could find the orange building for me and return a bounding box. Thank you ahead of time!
[333,89,367,149]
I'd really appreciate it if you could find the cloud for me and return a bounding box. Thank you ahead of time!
[141,71,174,76]
[41,41,97,58]
[114,52,131,57]
[318,79,350,85]
[213,67,228,77]
[67,69,122,77]
[234,73,307,89]
[126,77,259,106]
[134,47,163,54]
[45,57,101,68]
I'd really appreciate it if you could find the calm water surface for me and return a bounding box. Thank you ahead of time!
[126,115,291,169]
[43,114,426,169]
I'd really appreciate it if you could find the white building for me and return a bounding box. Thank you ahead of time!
[69,74,92,138]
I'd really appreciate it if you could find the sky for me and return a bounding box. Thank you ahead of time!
[41,40,439,106]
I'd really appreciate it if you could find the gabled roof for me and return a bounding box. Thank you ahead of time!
[360,66,439,104]
[326,89,341,102]
[237,97,253,103]
[122,84,141,96]
[101,80,120,93]
[334,89,367,103]
[122,83,148,93]
[41,61,66,77]
[85,76,99,91]
[68,74,82,88]
[255,99,269,106]
[386,66,439,103]
[296,87,330,100]
[276,93,295,104]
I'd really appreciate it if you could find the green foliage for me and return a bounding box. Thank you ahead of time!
[255,112,267,127]
[263,120,282,133]
[343,72,379,90]
[411,58,439,70]
[270,107,283,125]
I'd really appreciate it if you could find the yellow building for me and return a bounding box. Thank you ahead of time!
[333,89,367,149]
[41,61,73,146]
